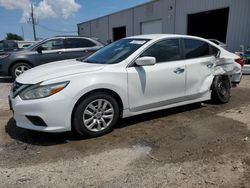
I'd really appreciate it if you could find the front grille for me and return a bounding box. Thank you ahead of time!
[12,81,23,93]
[12,81,30,98]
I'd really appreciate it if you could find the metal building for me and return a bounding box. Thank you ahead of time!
[77,0,250,52]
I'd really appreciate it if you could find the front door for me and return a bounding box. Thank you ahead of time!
[32,38,66,66]
[127,38,186,112]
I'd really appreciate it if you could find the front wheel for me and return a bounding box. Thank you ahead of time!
[211,76,231,104]
[73,92,120,137]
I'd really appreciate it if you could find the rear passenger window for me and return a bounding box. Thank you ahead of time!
[210,45,220,56]
[184,39,210,59]
[65,38,96,48]
[141,39,181,63]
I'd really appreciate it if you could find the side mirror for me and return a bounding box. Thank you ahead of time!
[37,46,43,53]
[135,56,156,66]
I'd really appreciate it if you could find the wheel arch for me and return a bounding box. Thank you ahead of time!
[9,60,34,75]
[211,74,231,90]
[71,88,124,129]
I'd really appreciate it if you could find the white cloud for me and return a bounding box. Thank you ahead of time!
[0,0,81,22]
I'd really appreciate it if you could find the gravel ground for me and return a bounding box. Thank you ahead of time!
[0,76,250,187]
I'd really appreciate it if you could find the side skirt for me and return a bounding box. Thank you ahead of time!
[122,91,211,118]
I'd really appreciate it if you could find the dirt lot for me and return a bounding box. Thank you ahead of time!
[0,76,250,188]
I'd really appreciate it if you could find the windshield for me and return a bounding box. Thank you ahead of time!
[84,38,150,64]
[26,40,44,50]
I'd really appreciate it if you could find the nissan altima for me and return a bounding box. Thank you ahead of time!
[9,34,242,137]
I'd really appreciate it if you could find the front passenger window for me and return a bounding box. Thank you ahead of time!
[40,39,64,50]
[141,39,181,63]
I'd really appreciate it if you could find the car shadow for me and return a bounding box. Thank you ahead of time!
[0,77,12,83]
[117,102,203,129]
[5,103,204,146]
[5,118,84,146]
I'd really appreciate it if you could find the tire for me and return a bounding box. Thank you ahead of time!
[73,92,120,137]
[10,62,32,80]
[211,76,231,104]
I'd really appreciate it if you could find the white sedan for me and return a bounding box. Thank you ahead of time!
[9,34,242,137]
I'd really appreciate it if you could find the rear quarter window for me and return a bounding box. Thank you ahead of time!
[210,44,220,56]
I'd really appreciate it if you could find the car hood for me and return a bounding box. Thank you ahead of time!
[16,59,105,84]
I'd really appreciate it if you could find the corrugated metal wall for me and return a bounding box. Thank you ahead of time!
[78,0,250,51]
[175,0,250,52]
[108,9,134,39]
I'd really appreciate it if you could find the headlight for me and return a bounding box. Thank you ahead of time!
[0,54,9,59]
[19,81,69,100]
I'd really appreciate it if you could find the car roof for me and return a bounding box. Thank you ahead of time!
[52,35,94,39]
[126,34,208,41]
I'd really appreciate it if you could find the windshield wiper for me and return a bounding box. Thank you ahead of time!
[76,57,103,64]
[84,59,104,64]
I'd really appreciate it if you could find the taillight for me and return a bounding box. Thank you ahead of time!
[235,58,244,67]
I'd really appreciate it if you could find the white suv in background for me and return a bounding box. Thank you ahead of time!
[9,34,242,137]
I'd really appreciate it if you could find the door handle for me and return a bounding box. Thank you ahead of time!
[174,67,185,74]
[58,51,63,54]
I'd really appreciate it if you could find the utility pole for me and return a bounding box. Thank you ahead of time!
[31,3,37,41]
[21,26,24,39]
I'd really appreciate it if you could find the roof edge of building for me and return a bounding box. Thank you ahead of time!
[77,0,160,26]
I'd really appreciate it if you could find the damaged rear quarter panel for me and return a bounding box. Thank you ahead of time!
[213,49,242,83]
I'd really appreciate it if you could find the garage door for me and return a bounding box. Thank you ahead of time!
[141,20,163,34]
[188,8,229,43]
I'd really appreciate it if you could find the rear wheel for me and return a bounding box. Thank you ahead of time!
[73,92,120,137]
[10,62,32,79]
[211,76,231,103]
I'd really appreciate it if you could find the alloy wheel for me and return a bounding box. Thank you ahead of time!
[83,99,114,132]
[15,65,30,77]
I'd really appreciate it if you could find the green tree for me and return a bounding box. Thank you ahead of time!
[5,33,23,41]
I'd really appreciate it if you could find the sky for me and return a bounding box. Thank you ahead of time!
[0,0,149,41]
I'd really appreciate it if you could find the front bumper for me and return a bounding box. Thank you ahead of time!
[10,91,76,133]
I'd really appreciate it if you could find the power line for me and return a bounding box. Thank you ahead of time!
[26,3,76,37]
[36,24,77,34]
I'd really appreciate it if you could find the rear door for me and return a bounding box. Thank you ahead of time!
[182,38,217,96]
[127,38,186,112]
[64,38,100,59]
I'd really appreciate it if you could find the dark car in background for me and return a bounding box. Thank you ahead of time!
[0,36,104,79]
[0,40,35,53]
